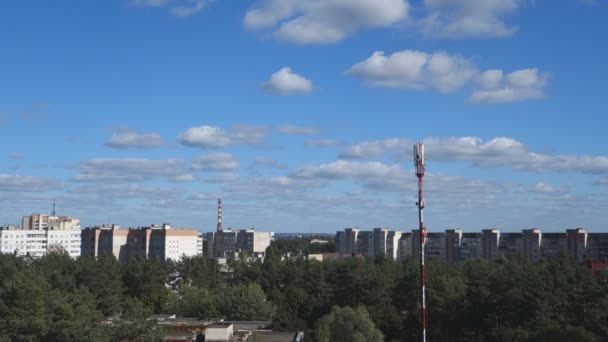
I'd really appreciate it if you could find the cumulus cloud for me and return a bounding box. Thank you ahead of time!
[205,173,240,183]
[346,50,477,93]
[244,0,408,44]
[251,157,286,170]
[305,139,340,148]
[71,158,186,183]
[191,153,240,171]
[105,129,167,149]
[0,173,61,192]
[289,159,508,195]
[340,138,411,159]
[130,0,210,17]
[420,0,521,38]
[347,50,549,102]
[68,184,183,200]
[470,68,549,104]
[340,136,608,175]
[276,125,320,135]
[261,67,313,95]
[178,125,266,148]
[521,182,570,195]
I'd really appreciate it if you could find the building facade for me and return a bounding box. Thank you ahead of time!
[81,224,201,262]
[207,229,273,258]
[22,214,80,231]
[335,227,608,264]
[0,226,81,258]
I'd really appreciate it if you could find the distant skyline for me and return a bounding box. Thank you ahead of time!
[1,1,607,232]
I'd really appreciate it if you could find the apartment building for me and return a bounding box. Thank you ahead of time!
[206,229,273,259]
[0,225,81,258]
[335,227,405,260]
[81,224,202,262]
[21,213,80,231]
[335,227,608,264]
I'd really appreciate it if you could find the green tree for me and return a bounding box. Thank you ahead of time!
[216,283,274,320]
[314,306,383,342]
[75,254,124,316]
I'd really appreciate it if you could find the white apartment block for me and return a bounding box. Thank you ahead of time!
[0,227,81,258]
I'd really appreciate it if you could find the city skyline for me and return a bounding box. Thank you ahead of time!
[1,1,607,232]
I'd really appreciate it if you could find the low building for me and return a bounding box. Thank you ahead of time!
[205,323,233,341]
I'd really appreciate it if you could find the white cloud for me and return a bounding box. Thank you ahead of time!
[191,153,240,171]
[205,173,240,183]
[420,0,521,38]
[305,139,340,148]
[105,129,167,149]
[261,67,313,95]
[130,0,210,17]
[276,125,320,135]
[340,138,410,159]
[0,173,61,192]
[172,174,196,182]
[171,0,207,17]
[244,0,408,44]
[71,158,186,182]
[346,50,477,93]
[251,157,286,170]
[347,50,549,102]
[178,125,266,148]
[521,182,569,195]
[470,68,548,104]
[341,136,608,175]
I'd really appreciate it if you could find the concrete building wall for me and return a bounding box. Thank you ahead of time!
[21,214,80,231]
[0,228,81,258]
[82,225,200,262]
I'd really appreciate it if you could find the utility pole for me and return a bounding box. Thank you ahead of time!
[414,142,427,342]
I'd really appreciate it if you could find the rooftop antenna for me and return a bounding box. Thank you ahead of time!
[217,198,223,232]
[52,200,56,216]
[414,142,427,342]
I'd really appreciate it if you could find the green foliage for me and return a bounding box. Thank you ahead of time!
[314,306,383,342]
[216,283,275,320]
[1,249,607,341]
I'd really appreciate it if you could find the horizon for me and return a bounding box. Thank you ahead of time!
[1,1,607,233]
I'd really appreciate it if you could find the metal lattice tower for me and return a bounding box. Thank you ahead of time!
[414,142,427,342]
[52,200,56,216]
[217,198,223,232]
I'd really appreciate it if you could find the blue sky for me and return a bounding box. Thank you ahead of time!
[1,0,607,233]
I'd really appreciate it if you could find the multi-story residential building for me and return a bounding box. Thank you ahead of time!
[540,232,567,259]
[335,227,404,259]
[446,230,482,265]
[412,230,446,260]
[0,225,81,258]
[356,231,374,257]
[334,227,608,266]
[81,224,201,262]
[522,229,542,262]
[22,213,80,231]
[482,229,501,261]
[398,232,413,259]
[372,228,389,258]
[386,230,403,260]
[585,232,608,261]
[206,229,273,259]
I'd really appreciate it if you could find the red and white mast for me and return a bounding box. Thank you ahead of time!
[414,142,427,342]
